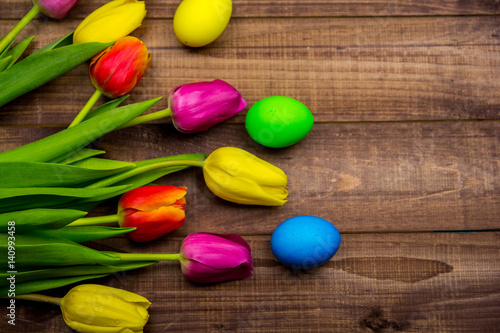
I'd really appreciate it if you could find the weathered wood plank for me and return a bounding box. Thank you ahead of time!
[0,16,499,125]
[1,2,498,332]
[2,232,499,332]
[1,0,500,19]
[1,121,498,232]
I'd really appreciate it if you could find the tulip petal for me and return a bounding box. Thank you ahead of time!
[73,284,151,307]
[203,167,288,206]
[62,319,136,333]
[118,185,186,212]
[202,147,288,205]
[121,206,186,242]
[179,233,253,283]
[62,284,149,333]
[35,0,79,19]
[117,185,187,242]
[90,36,151,98]
[182,260,253,284]
[181,233,252,269]
[74,0,147,44]
[170,79,246,133]
[206,147,287,187]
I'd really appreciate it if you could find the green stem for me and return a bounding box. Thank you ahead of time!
[87,159,206,189]
[15,293,62,306]
[118,107,172,129]
[0,5,40,54]
[68,89,102,128]
[67,214,118,227]
[113,252,181,261]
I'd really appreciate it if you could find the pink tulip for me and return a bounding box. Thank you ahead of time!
[179,233,253,283]
[33,0,79,19]
[169,79,247,133]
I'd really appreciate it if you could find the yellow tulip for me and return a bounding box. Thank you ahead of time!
[61,284,150,333]
[73,0,147,44]
[202,147,288,206]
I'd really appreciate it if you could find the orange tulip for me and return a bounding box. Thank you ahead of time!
[89,36,150,98]
[118,185,187,242]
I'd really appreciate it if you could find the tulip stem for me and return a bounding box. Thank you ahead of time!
[0,5,40,55]
[118,107,172,129]
[67,214,119,227]
[15,293,62,306]
[68,89,103,128]
[112,252,181,262]
[87,159,206,189]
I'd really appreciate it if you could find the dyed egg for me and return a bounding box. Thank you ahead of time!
[245,96,314,148]
[271,215,341,269]
[173,0,232,47]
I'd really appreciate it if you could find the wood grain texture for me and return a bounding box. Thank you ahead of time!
[1,0,499,332]
[1,0,500,19]
[1,121,498,233]
[0,16,499,125]
[1,233,499,332]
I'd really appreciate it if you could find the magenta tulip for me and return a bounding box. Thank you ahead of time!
[179,233,253,283]
[169,79,247,133]
[33,0,79,19]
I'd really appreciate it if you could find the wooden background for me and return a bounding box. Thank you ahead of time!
[1,0,499,331]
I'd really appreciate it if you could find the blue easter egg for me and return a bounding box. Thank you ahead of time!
[270,215,341,269]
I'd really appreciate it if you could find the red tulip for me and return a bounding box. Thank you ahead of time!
[179,233,253,283]
[118,185,187,242]
[89,36,150,98]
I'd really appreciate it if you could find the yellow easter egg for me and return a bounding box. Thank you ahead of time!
[173,0,232,47]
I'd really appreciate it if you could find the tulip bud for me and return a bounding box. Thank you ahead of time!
[118,185,187,242]
[179,233,253,283]
[89,36,150,98]
[169,79,247,133]
[202,147,288,206]
[60,284,150,333]
[73,0,147,44]
[33,0,79,19]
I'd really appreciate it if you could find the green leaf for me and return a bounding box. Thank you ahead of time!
[0,38,13,59]
[0,185,130,213]
[134,153,206,168]
[95,153,207,188]
[0,208,87,233]
[1,274,109,296]
[0,185,129,201]
[82,95,129,121]
[32,31,74,54]
[55,148,106,165]
[71,158,135,171]
[54,153,206,211]
[3,35,35,70]
[0,262,155,287]
[0,161,135,188]
[0,97,161,162]
[32,226,135,243]
[111,153,207,187]
[0,233,121,270]
[0,56,12,72]
[0,40,112,108]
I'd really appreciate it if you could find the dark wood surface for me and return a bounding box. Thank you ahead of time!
[1,0,499,332]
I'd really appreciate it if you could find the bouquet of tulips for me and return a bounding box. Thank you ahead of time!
[0,0,291,332]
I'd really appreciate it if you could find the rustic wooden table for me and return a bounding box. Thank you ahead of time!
[1,0,500,332]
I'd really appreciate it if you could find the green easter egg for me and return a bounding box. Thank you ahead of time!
[245,96,314,148]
